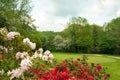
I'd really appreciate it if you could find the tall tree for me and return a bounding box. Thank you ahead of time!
[105,17,120,54]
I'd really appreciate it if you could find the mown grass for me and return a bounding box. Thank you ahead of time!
[53,52,120,80]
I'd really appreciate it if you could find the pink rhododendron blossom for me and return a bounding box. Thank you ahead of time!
[33,52,39,58]
[20,52,29,59]
[38,48,43,53]
[16,52,22,59]
[23,38,36,50]
[48,54,54,59]
[23,38,30,44]
[20,58,32,71]
[7,32,20,40]
[29,42,36,50]
[44,50,50,56]
[42,55,48,61]
[7,68,23,80]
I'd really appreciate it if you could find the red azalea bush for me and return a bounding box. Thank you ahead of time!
[29,55,110,80]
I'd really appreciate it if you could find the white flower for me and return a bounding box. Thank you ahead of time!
[0,69,4,75]
[23,38,30,44]
[13,68,23,78]
[32,51,43,59]
[49,60,53,63]
[7,32,20,40]
[23,38,36,50]
[20,52,29,59]
[48,54,54,59]
[38,48,43,53]
[20,58,32,71]
[32,52,39,58]
[7,68,23,80]
[7,70,14,80]
[44,50,50,56]
[29,42,36,50]
[42,55,48,61]
[39,54,42,59]
[16,52,22,59]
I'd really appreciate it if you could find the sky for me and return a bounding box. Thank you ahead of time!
[31,0,120,32]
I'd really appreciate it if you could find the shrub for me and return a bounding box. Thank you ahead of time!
[0,28,110,80]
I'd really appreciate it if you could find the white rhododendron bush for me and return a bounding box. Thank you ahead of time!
[0,28,54,80]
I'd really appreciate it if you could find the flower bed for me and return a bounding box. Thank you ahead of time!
[0,28,110,80]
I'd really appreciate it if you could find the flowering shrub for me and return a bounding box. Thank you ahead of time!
[7,48,54,80]
[29,56,110,80]
[0,28,110,80]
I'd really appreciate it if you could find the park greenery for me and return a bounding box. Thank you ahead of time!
[0,0,120,55]
[0,0,120,80]
[40,17,120,55]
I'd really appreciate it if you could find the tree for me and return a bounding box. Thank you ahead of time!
[91,24,103,53]
[0,0,42,48]
[104,17,120,54]
[63,17,93,53]
[53,35,71,51]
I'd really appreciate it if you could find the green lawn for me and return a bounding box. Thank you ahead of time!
[53,52,120,80]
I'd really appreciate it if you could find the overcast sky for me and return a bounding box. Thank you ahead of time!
[31,0,120,32]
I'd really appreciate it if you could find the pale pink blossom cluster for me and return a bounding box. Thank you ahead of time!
[23,38,36,50]
[42,50,54,63]
[7,32,20,40]
[31,48,43,59]
[7,68,23,80]
[31,49,54,63]
[7,58,32,80]
[31,48,54,63]
[20,58,32,70]
[16,52,29,59]
[8,48,54,79]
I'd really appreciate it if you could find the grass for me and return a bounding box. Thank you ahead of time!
[53,52,120,80]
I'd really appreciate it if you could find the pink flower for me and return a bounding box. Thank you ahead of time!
[38,48,43,53]
[29,42,36,50]
[23,38,36,50]
[16,52,22,59]
[7,32,20,40]
[48,54,54,59]
[42,55,48,61]
[44,50,50,56]
[7,68,23,80]
[23,38,30,43]
[20,58,32,71]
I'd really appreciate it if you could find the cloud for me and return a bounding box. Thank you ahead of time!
[31,0,120,31]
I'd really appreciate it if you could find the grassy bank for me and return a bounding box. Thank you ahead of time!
[53,52,120,80]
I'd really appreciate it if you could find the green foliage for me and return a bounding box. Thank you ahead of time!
[104,17,120,54]
[40,31,58,51]
[39,17,120,54]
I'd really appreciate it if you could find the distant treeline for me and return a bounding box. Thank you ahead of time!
[0,0,120,54]
[40,17,120,55]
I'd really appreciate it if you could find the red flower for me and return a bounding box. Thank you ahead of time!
[107,74,110,77]
[61,61,66,67]
[77,58,80,61]
[91,63,95,67]
[96,65,102,70]
[88,76,94,80]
